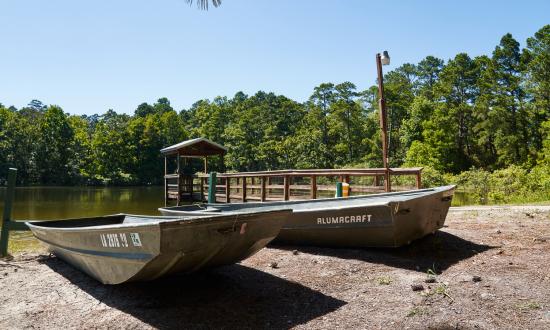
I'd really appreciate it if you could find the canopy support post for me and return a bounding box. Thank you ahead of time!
[208,172,217,204]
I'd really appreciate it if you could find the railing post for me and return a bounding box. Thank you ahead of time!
[177,174,181,206]
[283,176,290,201]
[200,177,205,201]
[336,182,343,198]
[225,177,231,203]
[241,177,247,202]
[260,177,266,202]
[1,168,17,257]
[310,175,317,200]
[164,157,168,206]
[416,171,422,189]
[164,176,168,206]
[208,172,217,204]
[385,169,392,192]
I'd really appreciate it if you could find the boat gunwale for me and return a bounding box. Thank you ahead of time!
[159,185,456,214]
[25,209,293,232]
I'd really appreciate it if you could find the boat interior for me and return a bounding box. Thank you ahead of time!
[27,214,196,228]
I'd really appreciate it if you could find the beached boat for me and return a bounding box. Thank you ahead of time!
[159,185,456,248]
[26,211,289,284]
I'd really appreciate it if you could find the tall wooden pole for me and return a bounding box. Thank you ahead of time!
[376,53,391,192]
[0,168,17,257]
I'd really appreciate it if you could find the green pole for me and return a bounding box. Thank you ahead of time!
[336,182,343,198]
[1,168,17,257]
[208,172,217,204]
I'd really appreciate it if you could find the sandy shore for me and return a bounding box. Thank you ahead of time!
[1,206,549,329]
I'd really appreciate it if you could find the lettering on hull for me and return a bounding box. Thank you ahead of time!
[100,233,141,248]
[317,214,372,225]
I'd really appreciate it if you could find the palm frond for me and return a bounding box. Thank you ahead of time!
[185,0,222,10]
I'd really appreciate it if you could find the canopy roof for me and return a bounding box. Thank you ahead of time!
[160,138,227,156]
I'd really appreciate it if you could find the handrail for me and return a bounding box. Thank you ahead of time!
[165,167,423,205]
[194,167,423,178]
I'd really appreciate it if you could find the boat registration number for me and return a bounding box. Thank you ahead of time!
[100,233,142,248]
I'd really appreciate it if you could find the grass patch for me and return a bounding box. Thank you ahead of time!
[1,230,44,256]
[516,301,541,311]
[407,307,428,317]
[376,276,392,285]
[423,283,454,302]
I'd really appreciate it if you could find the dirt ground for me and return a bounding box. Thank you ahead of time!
[1,206,549,330]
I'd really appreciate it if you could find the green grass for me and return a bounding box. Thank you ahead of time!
[516,301,541,311]
[0,228,44,257]
[407,307,429,317]
[376,275,392,285]
[422,283,454,302]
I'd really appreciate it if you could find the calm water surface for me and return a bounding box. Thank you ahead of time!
[0,186,165,220]
[0,186,479,221]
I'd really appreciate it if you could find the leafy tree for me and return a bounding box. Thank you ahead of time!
[36,106,75,184]
[90,110,132,183]
[525,25,550,154]
[186,0,221,10]
[416,56,444,100]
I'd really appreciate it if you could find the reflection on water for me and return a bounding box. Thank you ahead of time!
[0,186,165,220]
[0,186,481,221]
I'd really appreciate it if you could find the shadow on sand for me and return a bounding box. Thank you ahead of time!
[42,258,346,329]
[274,230,496,273]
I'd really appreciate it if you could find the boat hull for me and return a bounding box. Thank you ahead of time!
[159,186,455,248]
[27,211,288,284]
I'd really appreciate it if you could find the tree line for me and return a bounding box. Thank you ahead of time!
[1,25,549,186]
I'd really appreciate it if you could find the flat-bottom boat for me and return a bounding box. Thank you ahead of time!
[26,210,289,284]
[158,185,456,248]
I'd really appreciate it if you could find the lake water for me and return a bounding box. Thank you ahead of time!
[0,186,165,220]
[0,186,479,222]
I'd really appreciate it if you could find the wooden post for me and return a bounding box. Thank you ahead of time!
[336,182,343,198]
[200,177,205,201]
[242,177,247,202]
[225,177,231,203]
[208,172,217,204]
[283,176,290,201]
[416,172,422,189]
[261,177,266,202]
[204,156,208,174]
[374,175,380,187]
[164,157,168,206]
[386,169,392,192]
[176,174,181,206]
[250,177,254,199]
[377,53,391,193]
[0,168,17,257]
[176,155,181,205]
[310,175,317,200]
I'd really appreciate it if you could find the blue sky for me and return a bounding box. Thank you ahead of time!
[1,0,548,115]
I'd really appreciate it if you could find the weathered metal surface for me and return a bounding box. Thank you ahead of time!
[159,186,456,248]
[26,210,289,284]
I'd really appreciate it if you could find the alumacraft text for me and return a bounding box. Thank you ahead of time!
[317,214,372,225]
